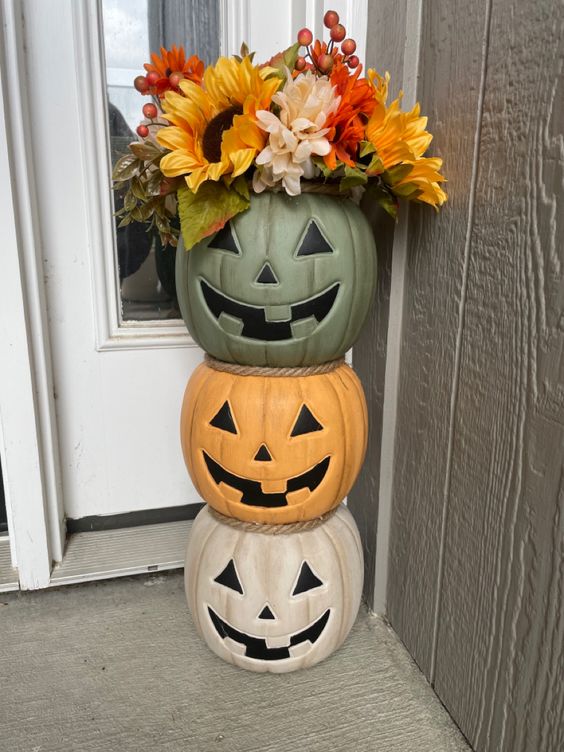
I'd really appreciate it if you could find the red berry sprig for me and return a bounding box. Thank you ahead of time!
[294,10,360,75]
[136,102,160,139]
[323,10,339,28]
[133,69,186,98]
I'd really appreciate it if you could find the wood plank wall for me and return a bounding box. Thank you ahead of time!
[357,1,564,750]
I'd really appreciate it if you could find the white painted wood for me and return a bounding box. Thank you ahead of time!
[322,0,368,68]
[0,0,66,589]
[18,0,204,520]
[247,0,295,63]
[221,0,367,66]
[50,520,191,586]
[220,0,249,57]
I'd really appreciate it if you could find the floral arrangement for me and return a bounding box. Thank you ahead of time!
[113,10,446,250]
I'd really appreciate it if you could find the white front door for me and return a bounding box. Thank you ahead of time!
[1,0,367,586]
[24,0,209,523]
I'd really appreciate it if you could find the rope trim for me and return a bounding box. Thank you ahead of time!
[205,354,345,377]
[258,181,349,197]
[209,505,339,534]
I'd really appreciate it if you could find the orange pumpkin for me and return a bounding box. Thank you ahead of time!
[180,362,368,524]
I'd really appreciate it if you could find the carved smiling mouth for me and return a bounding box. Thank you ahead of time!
[200,279,340,341]
[202,452,330,507]
[208,606,330,660]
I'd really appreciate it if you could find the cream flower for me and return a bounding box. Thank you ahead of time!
[253,71,341,196]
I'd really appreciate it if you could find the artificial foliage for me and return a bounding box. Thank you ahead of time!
[113,14,446,250]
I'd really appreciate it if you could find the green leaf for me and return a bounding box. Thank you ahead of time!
[146,172,163,196]
[313,158,335,179]
[130,206,144,222]
[112,153,141,181]
[359,140,376,158]
[239,42,255,62]
[130,176,147,201]
[138,197,163,220]
[283,42,300,69]
[340,165,368,191]
[129,141,162,160]
[383,163,414,184]
[124,191,137,212]
[154,213,170,233]
[267,42,300,79]
[364,182,399,219]
[389,181,422,200]
[366,154,384,175]
[231,175,250,201]
[177,182,250,251]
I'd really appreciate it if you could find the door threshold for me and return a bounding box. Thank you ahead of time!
[0,537,18,592]
[49,520,192,587]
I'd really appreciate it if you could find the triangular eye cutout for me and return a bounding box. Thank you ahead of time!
[290,405,323,437]
[214,559,243,593]
[255,262,278,284]
[209,401,237,434]
[296,220,334,257]
[292,561,323,595]
[210,222,240,254]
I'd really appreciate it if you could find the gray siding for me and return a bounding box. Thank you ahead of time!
[355,1,564,751]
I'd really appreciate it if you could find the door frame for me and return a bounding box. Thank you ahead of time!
[0,0,369,591]
[0,0,65,589]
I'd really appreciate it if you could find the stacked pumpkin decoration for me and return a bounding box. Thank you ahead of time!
[179,191,372,673]
[114,12,446,672]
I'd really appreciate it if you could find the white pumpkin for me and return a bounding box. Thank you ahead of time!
[185,504,363,673]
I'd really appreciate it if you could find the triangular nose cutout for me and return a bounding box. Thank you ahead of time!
[255,263,278,284]
[254,444,272,462]
[258,604,276,620]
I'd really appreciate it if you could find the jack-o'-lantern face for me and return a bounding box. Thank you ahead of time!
[207,557,330,662]
[185,505,364,673]
[176,192,377,366]
[181,362,368,524]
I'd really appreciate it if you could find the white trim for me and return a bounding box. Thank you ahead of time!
[220,0,250,57]
[0,0,66,588]
[373,0,423,615]
[71,0,197,353]
[345,0,368,72]
[291,0,324,39]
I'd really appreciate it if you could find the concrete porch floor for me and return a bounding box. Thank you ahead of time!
[0,572,469,752]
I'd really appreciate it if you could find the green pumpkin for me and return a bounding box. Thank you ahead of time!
[176,192,377,366]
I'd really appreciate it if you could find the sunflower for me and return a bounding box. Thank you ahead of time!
[157,56,280,192]
[365,71,446,207]
[391,157,447,207]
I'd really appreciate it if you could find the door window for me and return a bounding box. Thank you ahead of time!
[101,0,219,322]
